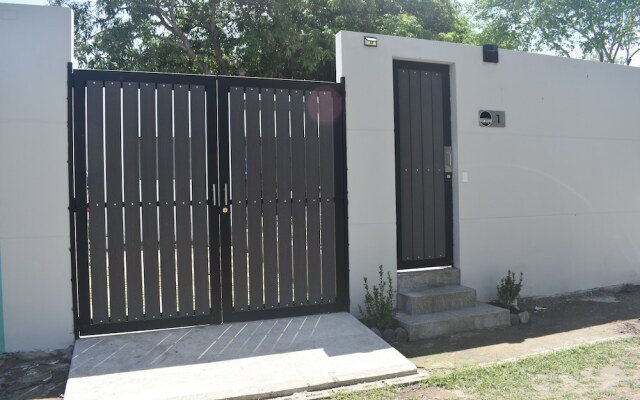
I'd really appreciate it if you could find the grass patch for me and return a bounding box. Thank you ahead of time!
[423,337,640,399]
[333,385,401,400]
[331,337,640,400]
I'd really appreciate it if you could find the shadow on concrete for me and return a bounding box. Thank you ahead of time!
[395,284,640,359]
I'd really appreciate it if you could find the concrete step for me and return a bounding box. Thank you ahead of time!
[397,285,477,314]
[397,267,460,291]
[394,303,510,341]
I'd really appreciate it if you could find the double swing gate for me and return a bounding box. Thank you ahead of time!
[68,66,348,336]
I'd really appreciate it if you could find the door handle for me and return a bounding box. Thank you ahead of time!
[444,146,453,173]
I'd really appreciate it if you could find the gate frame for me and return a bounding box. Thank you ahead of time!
[68,68,349,337]
[392,60,454,270]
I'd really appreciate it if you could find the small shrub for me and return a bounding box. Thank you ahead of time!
[359,265,394,330]
[496,270,523,309]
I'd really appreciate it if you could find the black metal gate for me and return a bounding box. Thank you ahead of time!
[393,61,453,270]
[68,66,348,336]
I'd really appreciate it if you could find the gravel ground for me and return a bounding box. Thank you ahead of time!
[0,347,72,400]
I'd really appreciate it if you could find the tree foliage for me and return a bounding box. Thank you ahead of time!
[51,0,470,80]
[473,0,640,65]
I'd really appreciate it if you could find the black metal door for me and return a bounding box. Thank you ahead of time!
[393,61,453,270]
[69,68,349,336]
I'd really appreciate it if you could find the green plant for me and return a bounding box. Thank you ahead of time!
[496,270,524,309]
[359,265,395,330]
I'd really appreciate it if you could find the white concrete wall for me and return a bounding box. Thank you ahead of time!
[0,4,74,351]
[337,31,640,312]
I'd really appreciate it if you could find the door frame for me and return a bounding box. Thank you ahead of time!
[392,60,454,270]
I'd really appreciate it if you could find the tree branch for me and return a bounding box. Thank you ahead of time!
[209,1,229,75]
[152,3,211,74]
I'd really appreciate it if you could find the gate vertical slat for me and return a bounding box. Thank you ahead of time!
[290,90,308,305]
[230,87,248,311]
[421,73,435,259]
[140,83,160,319]
[319,91,336,303]
[245,88,263,309]
[73,77,91,331]
[409,72,425,261]
[432,73,446,259]
[397,69,413,261]
[157,83,178,317]
[105,81,126,322]
[86,80,109,323]
[190,84,210,315]
[260,89,279,309]
[276,89,293,307]
[174,84,194,315]
[122,82,143,321]
[304,91,322,305]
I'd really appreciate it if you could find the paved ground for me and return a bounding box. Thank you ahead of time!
[64,312,416,400]
[3,284,640,399]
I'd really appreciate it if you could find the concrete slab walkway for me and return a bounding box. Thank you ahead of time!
[64,313,416,400]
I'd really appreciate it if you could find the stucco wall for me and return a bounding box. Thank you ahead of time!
[0,4,74,351]
[336,31,640,312]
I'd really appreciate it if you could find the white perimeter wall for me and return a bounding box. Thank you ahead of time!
[336,31,640,312]
[0,4,74,351]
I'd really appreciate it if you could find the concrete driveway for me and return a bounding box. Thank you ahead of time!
[64,312,416,400]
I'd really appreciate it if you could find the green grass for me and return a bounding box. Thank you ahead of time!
[331,337,640,400]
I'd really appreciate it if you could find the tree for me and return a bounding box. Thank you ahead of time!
[473,0,640,65]
[52,0,471,80]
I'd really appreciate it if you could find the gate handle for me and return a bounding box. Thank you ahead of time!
[222,184,229,214]
[212,183,217,206]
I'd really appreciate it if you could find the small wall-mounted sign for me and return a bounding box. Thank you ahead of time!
[479,110,506,127]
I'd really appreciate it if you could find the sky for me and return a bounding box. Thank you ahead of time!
[2,0,638,67]
[1,0,47,4]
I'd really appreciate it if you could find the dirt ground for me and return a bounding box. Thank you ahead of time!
[0,347,71,400]
[3,284,640,400]
[395,283,640,370]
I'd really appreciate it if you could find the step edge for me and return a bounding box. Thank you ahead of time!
[398,285,476,298]
[394,303,509,324]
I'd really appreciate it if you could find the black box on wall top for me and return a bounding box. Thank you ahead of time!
[483,44,499,63]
